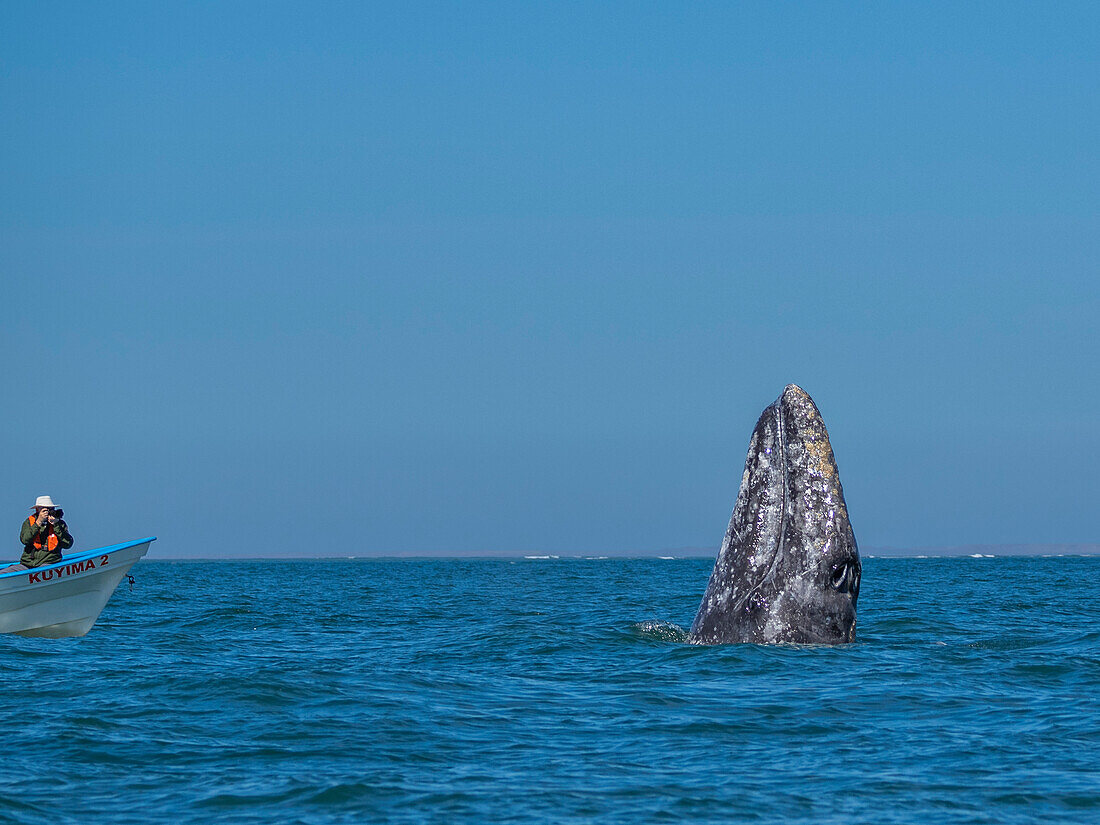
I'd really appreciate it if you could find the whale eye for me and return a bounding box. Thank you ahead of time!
[831,561,853,592]
[830,559,861,601]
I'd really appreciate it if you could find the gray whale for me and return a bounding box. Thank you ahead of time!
[689,385,860,644]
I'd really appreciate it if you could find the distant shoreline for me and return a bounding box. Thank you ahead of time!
[146,543,1100,561]
[862,544,1100,558]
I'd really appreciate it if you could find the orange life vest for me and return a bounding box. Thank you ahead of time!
[27,515,59,553]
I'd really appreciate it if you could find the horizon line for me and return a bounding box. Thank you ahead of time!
[143,542,1100,561]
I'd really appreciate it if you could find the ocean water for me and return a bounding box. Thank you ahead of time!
[1,555,1098,824]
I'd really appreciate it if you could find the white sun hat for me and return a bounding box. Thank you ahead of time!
[33,495,58,509]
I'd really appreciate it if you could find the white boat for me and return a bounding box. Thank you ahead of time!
[0,537,155,638]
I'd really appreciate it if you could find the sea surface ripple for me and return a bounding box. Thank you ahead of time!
[1,556,1098,824]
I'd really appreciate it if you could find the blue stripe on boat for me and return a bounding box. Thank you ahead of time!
[0,537,157,580]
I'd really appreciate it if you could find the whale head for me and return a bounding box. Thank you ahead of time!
[689,384,860,644]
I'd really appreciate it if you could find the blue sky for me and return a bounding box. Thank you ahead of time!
[3,2,1098,556]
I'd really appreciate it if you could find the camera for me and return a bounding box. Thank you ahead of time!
[51,508,64,520]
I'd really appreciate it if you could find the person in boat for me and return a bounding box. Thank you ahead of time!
[16,495,74,569]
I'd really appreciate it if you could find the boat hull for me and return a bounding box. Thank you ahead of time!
[0,538,155,638]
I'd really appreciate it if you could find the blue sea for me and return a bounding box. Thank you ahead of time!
[2,555,1098,824]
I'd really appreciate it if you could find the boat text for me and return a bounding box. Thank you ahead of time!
[27,555,108,584]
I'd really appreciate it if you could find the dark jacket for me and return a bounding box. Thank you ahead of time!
[19,515,74,568]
